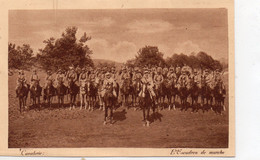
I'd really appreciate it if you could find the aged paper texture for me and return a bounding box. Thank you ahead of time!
[0,0,234,157]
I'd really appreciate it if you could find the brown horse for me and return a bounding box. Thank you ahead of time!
[67,78,79,110]
[30,80,42,109]
[120,78,131,109]
[213,81,226,114]
[43,80,55,108]
[139,83,155,127]
[164,78,177,110]
[56,80,67,108]
[103,82,117,125]
[131,79,142,111]
[16,82,29,113]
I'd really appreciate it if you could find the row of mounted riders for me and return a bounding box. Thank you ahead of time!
[15,75,226,116]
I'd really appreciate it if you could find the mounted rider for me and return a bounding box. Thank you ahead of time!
[88,67,96,83]
[120,66,131,84]
[139,69,156,102]
[166,66,177,85]
[44,70,55,89]
[190,68,201,88]
[153,67,164,90]
[79,67,88,83]
[102,71,117,97]
[132,67,142,86]
[66,65,78,86]
[111,66,117,80]
[30,69,40,89]
[203,69,214,89]
[175,65,182,79]
[177,67,190,89]
[162,66,169,78]
[56,69,65,87]
[15,70,28,97]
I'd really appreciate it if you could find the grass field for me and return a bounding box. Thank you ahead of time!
[8,70,229,148]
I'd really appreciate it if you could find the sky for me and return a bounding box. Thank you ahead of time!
[9,9,228,63]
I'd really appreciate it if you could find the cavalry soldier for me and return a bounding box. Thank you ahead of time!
[120,67,131,82]
[88,67,96,83]
[30,69,40,89]
[111,66,117,80]
[56,69,66,86]
[102,71,117,97]
[132,67,142,86]
[66,66,78,85]
[139,70,156,102]
[75,65,82,81]
[162,66,169,78]
[79,67,88,83]
[44,70,55,89]
[175,65,182,79]
[167,66,177,84]
[203,69,214,89]
[15,70,28,97]
[154,67,164,90]
[151,66,157,79]
[190,68,201,87]
[177,68,190,89]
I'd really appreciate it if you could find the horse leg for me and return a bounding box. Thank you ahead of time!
[104,105,108,125]
[80,94,83,110]
[146,105,150,127]
[110,105,114,124]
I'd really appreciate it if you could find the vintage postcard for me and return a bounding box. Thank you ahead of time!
[0,0,234,157]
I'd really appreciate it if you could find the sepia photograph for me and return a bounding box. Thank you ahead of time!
[8,8,229,149]
[0,0,236,155]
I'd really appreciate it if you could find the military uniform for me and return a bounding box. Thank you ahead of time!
[139,71,156,99]
[132,70,142,85]
[56,71,65,86]
[177,72,190,89]
[154,72,164,90]
[44,73,55,88]
[167,69,177,85]
[66,69,78,83]
[30,71,40,89]
[102,73,117,97]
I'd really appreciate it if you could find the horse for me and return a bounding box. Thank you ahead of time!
[86,80,97,111]
[67,78,79,110]
[16,81,29,113]
[96,78,105,111]
[120,78,131,109]
[30,80,42,109]
[43,80,55,108]
[189,78,200,112]
[79,80,87,110]
[154,82,165,111]
[213,81,226,114]
[131,79,142,111]
[178,78,190,111]
[103,82,117,125]
[201,81,213,112]
[56,79,67,108]
[164,78,177,110]
[139,83,155,127]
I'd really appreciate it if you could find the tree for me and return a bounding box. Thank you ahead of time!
[134,46,166,67]
[37,27,93,72]
[8,43,34,70]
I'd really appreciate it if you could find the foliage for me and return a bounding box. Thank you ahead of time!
[134,46,166,67]
[165,51,223,71]
[8,43,34,70]
[36,27,93,72]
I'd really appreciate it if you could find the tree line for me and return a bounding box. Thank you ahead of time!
[8,26,226,72]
